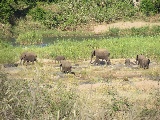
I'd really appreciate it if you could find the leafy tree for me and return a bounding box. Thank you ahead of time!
[140,0,160,15]
[0,0,36,24]
[0,1,14,24]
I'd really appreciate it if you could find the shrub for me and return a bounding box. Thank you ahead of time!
[108,28,120,37]
[0,40,18,64]
[140,0,159,15]
[29,7,46,21]
[16,31,43,45]
[130,26,150,36]
[0,2,14,24]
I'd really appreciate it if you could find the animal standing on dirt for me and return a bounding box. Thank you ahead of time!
[55,55,65,63]
[139,58,150,69]
[125,59,130,66]
[136,54,145,65]
[60,60,75,75]
[20,51,37,65]
[90,48,110,65]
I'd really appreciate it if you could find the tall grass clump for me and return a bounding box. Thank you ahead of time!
[16,31,43,45]
[0,40,19,64]
[106,25,160,37]
[0,72,77,119]
[107,27,120,37]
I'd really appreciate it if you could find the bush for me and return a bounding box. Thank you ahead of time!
[140,0,159,15]
[130,26,150,36]
[16,31,43,45]
[29,7,46,21]
[0,40,18,64]
[0,2,14,24]
[108,28,120,37]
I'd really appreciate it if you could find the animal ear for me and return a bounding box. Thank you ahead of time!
[148,59,150,64]
[136,55,138,60]
[136,55,138,58]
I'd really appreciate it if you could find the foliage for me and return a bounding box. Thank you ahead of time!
[27,0,136,30]
[1,35,160,64]
[16,31,43,45]
[107,28,120,37]
[0,40,18,64]
[0,72,77,119]
[0,1,14,24]
[0,0,36,24]
[1,0,160,39]
[29,7,46,21]
[0,40,11,49]
[140,0,160,15]
[108,25,160,37]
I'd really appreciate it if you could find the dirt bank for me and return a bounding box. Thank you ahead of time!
[93,21,160,34]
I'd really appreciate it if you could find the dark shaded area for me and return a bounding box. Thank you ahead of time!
[9,5,35,25]
[3,63,18,68]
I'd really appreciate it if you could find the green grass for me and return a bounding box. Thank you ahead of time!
[1,34,160,119]
[0,35,160,64]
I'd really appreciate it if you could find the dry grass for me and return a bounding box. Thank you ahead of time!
[1,58,160,119]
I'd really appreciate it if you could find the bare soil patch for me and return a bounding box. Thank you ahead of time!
[93,21,160,34]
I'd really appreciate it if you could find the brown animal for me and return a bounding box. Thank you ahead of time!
[55,55,65,63]
[60,60,74,74]
[90,49,110,65]
[139,58,150,69]
[20,51,37,65]
[136,54,145,66]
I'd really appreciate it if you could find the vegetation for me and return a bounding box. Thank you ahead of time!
[0,56,160,119]
[0,1,160,119]
[0,72,77,119]
[0,0,160,39]
[16,31,43,45]
[0,35,160,64]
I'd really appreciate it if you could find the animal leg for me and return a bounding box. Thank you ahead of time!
[23,60,26,65]
[26,60,30,66]
[105,57,109,65]
[94,58,100,65]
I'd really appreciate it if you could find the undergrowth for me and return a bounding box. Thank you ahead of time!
[0,35,160,64]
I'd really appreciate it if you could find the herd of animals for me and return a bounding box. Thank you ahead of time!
[3,48,150,75]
